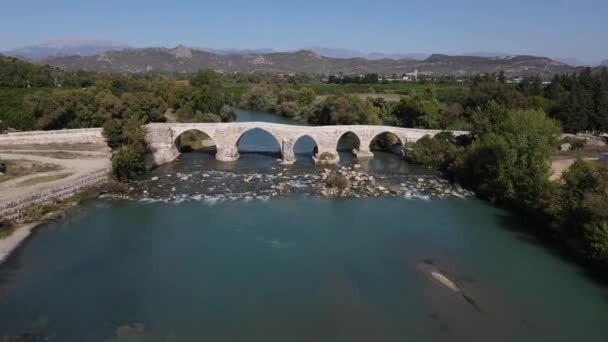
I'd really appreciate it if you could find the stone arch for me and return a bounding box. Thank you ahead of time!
[336,131,361,154]
[369,131,404,151]
[293,134,319,161]
[173,129,217,153]
[369,130,405,155]
[236,127,282,154]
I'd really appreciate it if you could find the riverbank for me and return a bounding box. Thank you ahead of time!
[0,143,111,264]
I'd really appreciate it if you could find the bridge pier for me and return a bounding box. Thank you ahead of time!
[354,147,374,159]
[313,145,339,164]
[216,145,239,162]
[281,139,296,165]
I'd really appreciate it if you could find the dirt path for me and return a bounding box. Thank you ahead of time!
[550,157,597,181]
[0,152,110,204]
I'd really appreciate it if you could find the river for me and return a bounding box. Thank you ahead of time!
[0,109,607,341]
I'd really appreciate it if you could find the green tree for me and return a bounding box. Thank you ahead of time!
[308,94,381,125]
[296,87,316,106]
[392,86,442,128]
[111,143,146,181]
[455,109,561,208]
[405,132,463,171]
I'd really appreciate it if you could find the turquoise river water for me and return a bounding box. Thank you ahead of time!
[0,110,607,341]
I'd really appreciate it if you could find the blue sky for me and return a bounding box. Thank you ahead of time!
[1,0,607,64]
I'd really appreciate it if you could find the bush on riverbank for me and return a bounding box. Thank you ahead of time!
[405,132,465,171]
[548,160,608,264]
[326,171,349,190]
[111,143,147,181]
[408,104,608,268]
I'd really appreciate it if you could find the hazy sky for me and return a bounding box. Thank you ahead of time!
[1,0,607,64]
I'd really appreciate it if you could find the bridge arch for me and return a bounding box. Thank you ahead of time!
[336,131,361,155]
[369,131,404,154]
[174,129,217,153]
[236,127,282,155]
[292,134,319,161]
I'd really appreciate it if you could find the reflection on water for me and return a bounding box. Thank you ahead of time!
[0,109,607,341]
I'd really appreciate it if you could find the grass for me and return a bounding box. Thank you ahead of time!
[0,160,62,183]
[16,172,73,187]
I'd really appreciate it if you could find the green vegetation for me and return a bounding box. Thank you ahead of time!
[0,58,237,180]
[328,73,379,84]
[0,87,54,130]
[309,94,381,125]
[407,104,608,268]
[549,160,608,263]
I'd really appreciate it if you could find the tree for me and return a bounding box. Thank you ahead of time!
[468,79,527,110]
[405,132,463,171]
[296,87,316,106]
[121,92,167,123]
[392,86,442,129]
[111,143,146,181]
[190,70,223,89]
[308,94,381,125]
[454,109,561,209]
[102,119,125,150]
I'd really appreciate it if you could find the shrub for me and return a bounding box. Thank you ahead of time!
[102,119,125,150]
[317,152,336,161]
[111,143,146,181]
[326,171,349,190]
[296,87,316,106]
[405,132,463,171]
[276,101,299,118]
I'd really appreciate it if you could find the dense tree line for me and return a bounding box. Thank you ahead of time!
[239,84,317,119]
[545,69,608,133]
[405,104,608,268]
[0,58,238,179]
[327,73,379,84]
[467,69,608,133]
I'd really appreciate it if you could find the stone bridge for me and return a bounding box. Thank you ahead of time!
[146,122,468,166]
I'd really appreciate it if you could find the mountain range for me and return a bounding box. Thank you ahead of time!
[4,39,128,61]
[3,41,597,78]
[33,45,576,78]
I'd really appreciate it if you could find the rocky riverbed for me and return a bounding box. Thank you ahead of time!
[104,164,474,203]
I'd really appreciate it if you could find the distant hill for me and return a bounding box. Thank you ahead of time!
[601,60,608,67]
[40,45,577,78]
[198,47,278,55]
[304,47,427,61]
[3,39,129,61]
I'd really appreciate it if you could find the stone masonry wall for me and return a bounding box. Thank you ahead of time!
[0,170,109,221]
[0,128,105,146]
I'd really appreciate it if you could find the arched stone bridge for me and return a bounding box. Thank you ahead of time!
[145,122,469,166]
